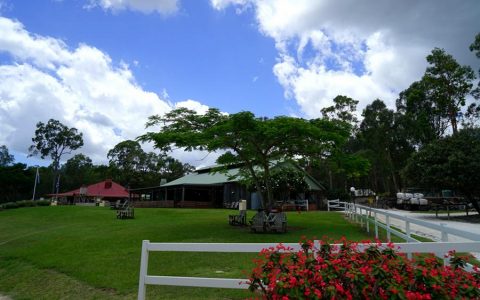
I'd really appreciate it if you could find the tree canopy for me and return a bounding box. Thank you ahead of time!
[0,145,14,167]
[139,108,350,208]
[29,119,83,193]
[403,128,480,213]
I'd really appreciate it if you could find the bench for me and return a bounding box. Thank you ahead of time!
[228,210,247,226]
[117,206,134,219]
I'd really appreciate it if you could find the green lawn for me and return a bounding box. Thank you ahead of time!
[0,206,374,299]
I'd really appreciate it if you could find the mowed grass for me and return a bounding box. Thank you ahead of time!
[0,206,372,299]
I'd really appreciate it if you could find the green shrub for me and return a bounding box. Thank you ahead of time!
[17,200,36,207]
[2,202,19,209]
[36,200,51,206]
[0,200,51,210]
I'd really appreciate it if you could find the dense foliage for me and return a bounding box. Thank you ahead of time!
[404,128,480,213]
[140,108,350,208]
[248,238,480,299]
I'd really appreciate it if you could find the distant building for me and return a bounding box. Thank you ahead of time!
[129,162,325,209]
[53,179,129,205]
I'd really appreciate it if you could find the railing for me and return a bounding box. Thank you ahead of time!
[137,240,480,299]
[341,202,480,269]
[327,199,346,211]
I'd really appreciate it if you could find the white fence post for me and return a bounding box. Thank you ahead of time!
[386,215,391,241]
[138,240,150,300]
[440,223,449,266]
[366,207,370,233]
[374,212,378,239]
[359,208,363,227]
[406,220,412,259]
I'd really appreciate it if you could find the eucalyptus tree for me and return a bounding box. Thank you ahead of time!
[29,119,83,193]
[422,48,476,134]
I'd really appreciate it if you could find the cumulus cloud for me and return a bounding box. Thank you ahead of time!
[0,17,207,166]
[87,0,179,15]
[211,0,479,117]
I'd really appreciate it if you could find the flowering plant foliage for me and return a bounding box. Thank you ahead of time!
[247,237,480,299]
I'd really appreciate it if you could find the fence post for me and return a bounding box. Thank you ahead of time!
[406,220,412,259]
[386,215,391,241]
[138,240,150,300]
[366,207,370,233]
[327,200,330,211]
[374,212,378,239]
[440,223,449,266]
[360,208,363,227]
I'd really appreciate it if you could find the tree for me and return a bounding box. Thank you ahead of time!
[356,100,413,194]
[321,95,359,126]
[319,95,369,191]
[470,32,480,98]
[422,48,476,134]
[403,128,480,214]
[29,119,84,193]
[107,140,146,187]
[0,163,32,203]
[139,107,349,208]
[107,140,193,187]
[62,154,94,190]
[396,81,447,146]
[0,145,14,166]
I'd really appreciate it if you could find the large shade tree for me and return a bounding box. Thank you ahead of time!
[29,119,84,193]
[139,107,350,208]
[403,128,480,214]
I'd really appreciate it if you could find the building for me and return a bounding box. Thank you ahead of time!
[129,162,325,209]
[54,179,129,205]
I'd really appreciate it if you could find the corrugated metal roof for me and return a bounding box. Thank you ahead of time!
[55,180,129,198]
[162,168,239,186]
[162,162,325,191]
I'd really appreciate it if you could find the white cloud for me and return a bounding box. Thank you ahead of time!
[175,99,210,114]
[87,0,179,15]
[212,0,479,117]
[0,17,207,166]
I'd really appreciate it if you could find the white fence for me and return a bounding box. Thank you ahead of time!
[137,239,480,299]
[327,199,346,211]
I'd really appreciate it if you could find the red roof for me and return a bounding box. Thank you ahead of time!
[55,180,129,198]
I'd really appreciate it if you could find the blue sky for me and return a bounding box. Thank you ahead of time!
[0,0,478,167]
[1,0,289,116]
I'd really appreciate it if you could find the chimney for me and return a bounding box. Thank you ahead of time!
[105,179,112,189]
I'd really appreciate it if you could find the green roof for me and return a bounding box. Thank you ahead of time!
[162,162,325,191]
[162,168,239,186]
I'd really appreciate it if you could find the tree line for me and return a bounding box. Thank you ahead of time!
[1,33,479,212]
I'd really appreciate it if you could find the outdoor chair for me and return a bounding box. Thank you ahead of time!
[267,212,287,233]
[116,200,134,219]
[249,211,268,233]
[228,210,247,226]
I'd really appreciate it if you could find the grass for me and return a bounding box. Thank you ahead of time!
[0,206,374,299]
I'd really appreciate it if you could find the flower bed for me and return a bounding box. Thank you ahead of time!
[247,237,480,299]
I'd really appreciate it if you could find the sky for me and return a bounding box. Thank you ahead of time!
[0,0,478,168]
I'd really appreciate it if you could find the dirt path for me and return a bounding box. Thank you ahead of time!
[0,294,12,300]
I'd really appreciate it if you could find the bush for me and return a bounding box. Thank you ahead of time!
[36,200,51,206]
[16,200,36,207]
[248,238,480,299]
[1,202,19,209]
[1,200,51,210]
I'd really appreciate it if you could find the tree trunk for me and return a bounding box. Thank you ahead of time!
[263,164,273,210]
